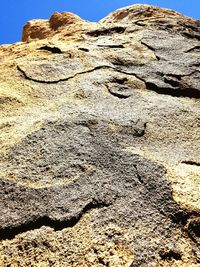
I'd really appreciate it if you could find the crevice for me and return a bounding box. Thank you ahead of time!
[145,81,200,99]
[0,199,111,241]
[37,46,63,54]
[181,160,200,167]
[78,47,89,52]
[164,77,180,88]
[185,46,200,53]
[97,44,124,49]
[17,65,142,85]
[86,26,126,37]
[141,41,155,51]
[17,65,113,84]
[141,41,160,60]
[160,250,182,261]
[190,62,200,67]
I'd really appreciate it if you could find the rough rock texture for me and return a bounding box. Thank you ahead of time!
[0,4,200,267]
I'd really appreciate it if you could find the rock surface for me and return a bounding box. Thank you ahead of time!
[0,4,200,267]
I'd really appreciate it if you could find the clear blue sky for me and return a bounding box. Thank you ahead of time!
[1,0,200,45]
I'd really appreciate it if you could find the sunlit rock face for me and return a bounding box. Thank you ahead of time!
[0,4,200,267]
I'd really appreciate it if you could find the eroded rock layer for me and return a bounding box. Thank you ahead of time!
[0,4,200,267]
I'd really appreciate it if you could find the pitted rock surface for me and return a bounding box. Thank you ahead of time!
[0,4,200,267]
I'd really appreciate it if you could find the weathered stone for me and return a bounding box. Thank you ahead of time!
[0,4,199,267]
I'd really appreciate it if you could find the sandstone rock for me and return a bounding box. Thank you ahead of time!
[22,11,95,43]
[0,4,200,267]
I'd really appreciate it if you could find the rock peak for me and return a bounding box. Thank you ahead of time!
[49,11,84,30]
[22,10,92,42]
[101,4,187,23]
[21,4,199,43]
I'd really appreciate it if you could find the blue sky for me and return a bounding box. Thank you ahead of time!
[1,0,200,45]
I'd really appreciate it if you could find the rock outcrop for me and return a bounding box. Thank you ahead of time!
[0,4,199,267]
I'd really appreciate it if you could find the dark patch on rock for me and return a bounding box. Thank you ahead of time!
[185,46,200,53]
[97,44,124,49]
[1,116,199,264]
[160,250,182,261]
[188,219,200,244]
[86,26,126,37]
[145,81,200,98]
[37,46,63,54]
[78,47,89,52]
[181,160,200,167]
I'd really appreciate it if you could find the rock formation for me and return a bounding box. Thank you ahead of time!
[0,4,199,267]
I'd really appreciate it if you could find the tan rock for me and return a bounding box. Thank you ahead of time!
[0,4,199,267]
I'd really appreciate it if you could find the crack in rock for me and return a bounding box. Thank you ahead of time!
[185,45,200,53]
[37,46,63,54]
[78,47,90,52]
[97,44,125,48]
[17,65,113,84]
[86,26,126,37]
[145,81,200,98]
[141,41,160,60]
[181,160,200,167]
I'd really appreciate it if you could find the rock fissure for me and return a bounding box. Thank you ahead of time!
[141,41,161,60]
[185,45,200,53]
[37,46,63,54]
[97,44,125,48]
[145,81,200,98]
[78,47,89,52]
[16,64,144,85]
[17,64,113,84]
[86,26,126,37]
[181,160,200,167]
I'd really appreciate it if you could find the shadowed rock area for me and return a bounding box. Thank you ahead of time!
[0,4,200,267]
